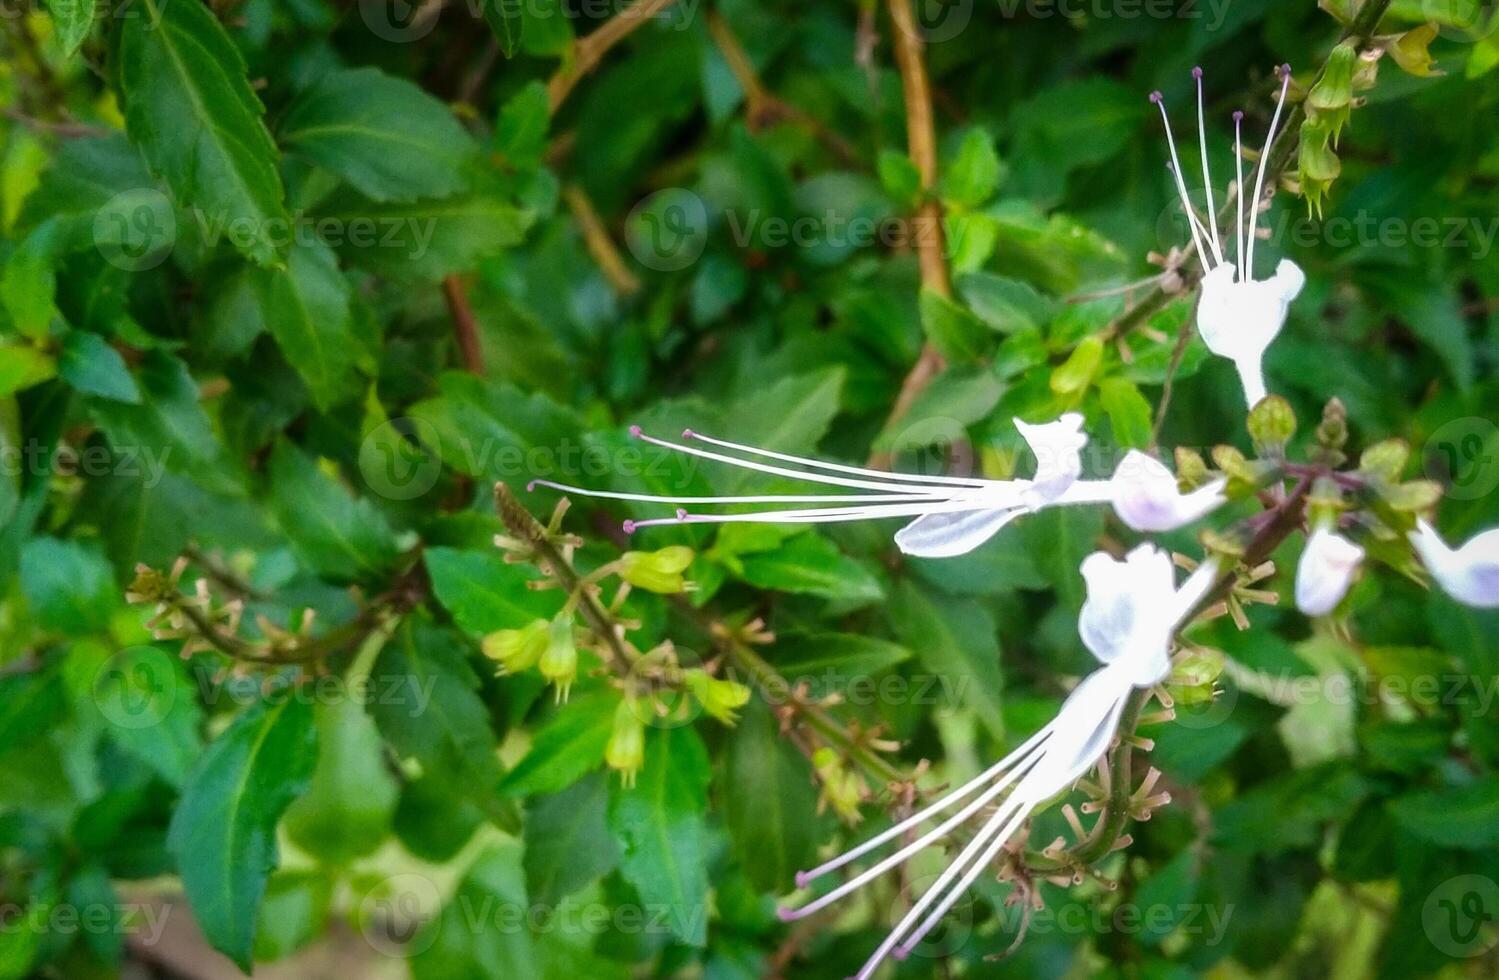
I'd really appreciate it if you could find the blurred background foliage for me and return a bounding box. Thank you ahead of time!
[1,0,1498,977]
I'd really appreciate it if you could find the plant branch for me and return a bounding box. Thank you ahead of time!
[562,183,642,296]
[547,0,679,112]
[442,275,485,374]
[870,0,952,467]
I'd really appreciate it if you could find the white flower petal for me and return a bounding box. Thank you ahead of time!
[1295,525,1365,616]
[1411,520,1499,609]
[1108,450,1227,532]
[894,507,1024,558]
[1015,412,1087,505]
[1079,544,1212,686]
[1195,259,1304,408]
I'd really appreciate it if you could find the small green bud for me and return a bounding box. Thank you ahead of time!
[1049,335,1104,395]
[1174,448,1210,490]
[1169,646,1225,705]
[481,619,549,674]
[1315,398,1349,463]
[606,700,646,786]
[1308,41,1356,112]
[617,546,695,594]
[1200,527,1248,560]
[1382,479,1443,513]
[539,615,578,701]
[1388,24,1439,78]
[1306,476,1347,530]
[812,747,866,825]
[685,669,752,725]
[1359,438,1410,484]
[1247,395,1297,457]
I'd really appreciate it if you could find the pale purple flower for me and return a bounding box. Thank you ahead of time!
[1410,519,1499,608]
[1295,523,1364,616]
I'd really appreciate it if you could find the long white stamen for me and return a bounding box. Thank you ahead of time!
[1234,110,1246,281]
[854,796,1034,979]
[894,804,1035,959]
[1246,65,1292,279]
[778,735,1049,922]
[526,478,949,505]
[628,426,985,494]
[625,498,1018,532]
[790,725,1054,887]
[682,429,991,488]
[1152,91,1211,271]
[1192,67,1223,265]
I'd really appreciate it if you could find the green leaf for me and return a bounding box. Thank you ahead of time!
[499,692,617,797]
[253,871,331,962]
[956,272,1054,334]
[1021,505,1103,611]
[370,621,515,828]
[87,350,234,494]
[483,0,525,57]
[736,533,883,603]
[1050,335,1104,394]
[58,331,140,403]
[47,0,96,56]
[1099,377,1152,449]
[0,344,57,397]
[1388,778,1499,848]
[0,671,65,754]
[280,67,477,203]
[889,580,1006,738]
[119,0,287,266]
[608,725,711,947]
[523,772,619,905]
[721,700,821,893]
[722,368,845,461]
[313,189,531,280]
[919,288,989,363]
[284,697,398,864]
[252,238,361,411]
[876,149,922,208]
[940,128,1003,209]
[768,632,913,694]
[268,440,400,582]
[167,696,318,971]
[408,372,583,482]
[873,365,1003,453]
[0,225,61,339]
[91,644,203,787]
[19,537,116,633]
[495,81,551,170]
[425,546,560,636]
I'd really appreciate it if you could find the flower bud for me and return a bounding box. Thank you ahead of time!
[1247,395,1296,457]
[1295,524,1365,616]
[481,619,549,674]
[617,546,695,594]
[812,748,865,825]
[539,615,578,701]
[606,700,646,786]
[685,669,751,725]
[1168,646,1225,706]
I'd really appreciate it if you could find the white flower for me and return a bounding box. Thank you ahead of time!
[1295,523,1364,616]
[1088,449,1227,532]
[529,414,1098,559]
[772,545,1219,979]
[1078,544,1221,687]
[1152,66,1305,408]
[1410,519,1499,608]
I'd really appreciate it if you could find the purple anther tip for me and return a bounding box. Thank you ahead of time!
[776,907,799,923]
[622,520,637,534]
[526,480,539,492]
[1191,66,1203,79]
[1233,110,1244,122]
[682,428,696,440]
[628,424,643,438]
[892,947,911,961]
[1149,90,1163,104]
[675,508,689,520]
[795,871,811,889]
